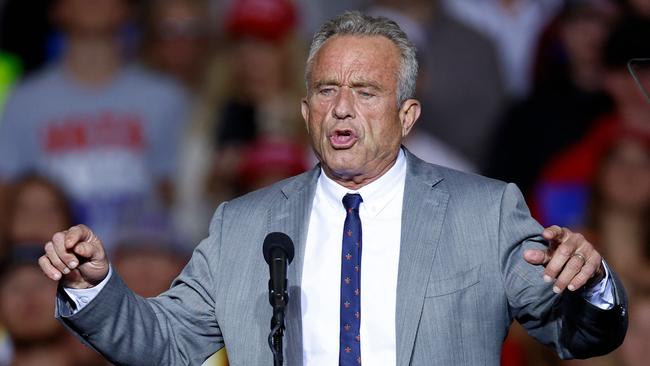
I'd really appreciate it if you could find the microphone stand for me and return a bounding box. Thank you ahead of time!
[268,279,287,366]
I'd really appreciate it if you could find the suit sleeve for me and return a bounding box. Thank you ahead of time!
[56,203,228,366]
[497,183,628,359]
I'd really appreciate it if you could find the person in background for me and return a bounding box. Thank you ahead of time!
[0,178,109,366]
[174,0,309,244]
[139,0,223,246]
[572,136,650,366]
[140,0,212,93]
[0,176,73,366]
[407,0,507,168]
[0,0,189,252]
[112,238,187,299]
[487,0,618,197]
[172,0,311,244]
[586,135,650,291]
[3,175,73,250]
[531,16,650,229]
[0,247,70,366]
[441,0,563,100]
[213,0,306,151]
[0,246,110,366]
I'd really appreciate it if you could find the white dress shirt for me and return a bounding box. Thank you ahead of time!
[301,149,407,365]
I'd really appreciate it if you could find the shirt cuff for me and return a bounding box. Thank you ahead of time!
[582,260,614,310]
[62,266,113,314]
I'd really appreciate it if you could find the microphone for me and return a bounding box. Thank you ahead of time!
[263,232,295,310]
[262,232,294,366]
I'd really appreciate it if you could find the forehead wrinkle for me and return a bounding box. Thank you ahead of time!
[309,35,400,93]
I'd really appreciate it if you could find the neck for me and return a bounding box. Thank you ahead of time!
[63,34,122,87]
[325,153,399,191]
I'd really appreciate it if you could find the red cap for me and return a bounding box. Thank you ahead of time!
[237,138,308,185]
[225,0,297,41]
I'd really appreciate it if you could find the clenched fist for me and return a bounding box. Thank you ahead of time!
[38,224,109,289]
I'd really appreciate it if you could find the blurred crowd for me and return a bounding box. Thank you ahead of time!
[0,0,648,365]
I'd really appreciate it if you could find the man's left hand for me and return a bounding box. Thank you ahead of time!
[524,225,605,294]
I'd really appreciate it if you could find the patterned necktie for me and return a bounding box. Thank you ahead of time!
[340,193,363,365]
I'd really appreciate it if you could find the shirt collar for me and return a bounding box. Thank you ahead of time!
[318,149,407,217]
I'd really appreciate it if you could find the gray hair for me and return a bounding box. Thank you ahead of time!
[305,11,418,106]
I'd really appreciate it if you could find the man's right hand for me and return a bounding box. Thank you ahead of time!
[38,224,109,289]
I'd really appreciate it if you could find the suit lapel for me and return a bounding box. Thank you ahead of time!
[396,151,450,366]
[266,166,320,366]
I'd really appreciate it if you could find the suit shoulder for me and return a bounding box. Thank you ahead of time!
[441,165,507,192]
[413,157,508,195]
[224,169,315,213]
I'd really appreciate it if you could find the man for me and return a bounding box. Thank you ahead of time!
[38,11,627,366]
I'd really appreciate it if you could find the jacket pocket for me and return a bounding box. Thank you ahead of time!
[425,265,481,297]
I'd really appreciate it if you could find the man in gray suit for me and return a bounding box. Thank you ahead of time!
[39,11,627,366]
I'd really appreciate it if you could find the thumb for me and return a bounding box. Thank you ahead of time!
[523,249,550,265]
[72,241,100,260]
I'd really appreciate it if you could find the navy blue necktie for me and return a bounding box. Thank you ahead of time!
[340,193,363,365]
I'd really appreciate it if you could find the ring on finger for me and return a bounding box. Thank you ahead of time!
[572,252,587,266]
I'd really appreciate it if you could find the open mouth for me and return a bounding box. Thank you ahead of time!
[329,129,358,149]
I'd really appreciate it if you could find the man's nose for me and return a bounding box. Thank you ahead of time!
[332,87,355,120]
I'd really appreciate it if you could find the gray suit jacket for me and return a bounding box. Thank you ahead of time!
[57,150,628,365]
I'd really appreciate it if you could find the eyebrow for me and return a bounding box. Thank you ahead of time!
[350,81,383,91]
[313,80,339,89]
[312,79,384,92]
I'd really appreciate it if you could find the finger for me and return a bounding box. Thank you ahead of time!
[38,254,63,281]
[553,252,588,293]
[568,253,602,291]
[52,231,79,270]
[65,225,94,250]
[72,241,96,259]
[542,225,567,245]
[543,231,581,281]
[44,241,71,275]
[523,249,551,265]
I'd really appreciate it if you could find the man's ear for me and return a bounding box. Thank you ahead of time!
[398,99,421,137]
[301,97,310,133]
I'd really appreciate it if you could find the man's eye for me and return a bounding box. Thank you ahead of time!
[358,90,374,98]
[319,88,334,96]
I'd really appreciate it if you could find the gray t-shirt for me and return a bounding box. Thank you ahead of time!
[0,64,189,249]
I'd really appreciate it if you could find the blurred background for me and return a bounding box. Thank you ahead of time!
[0,0,648,365]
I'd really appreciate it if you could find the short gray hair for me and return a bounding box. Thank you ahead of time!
[305,11,418,106]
